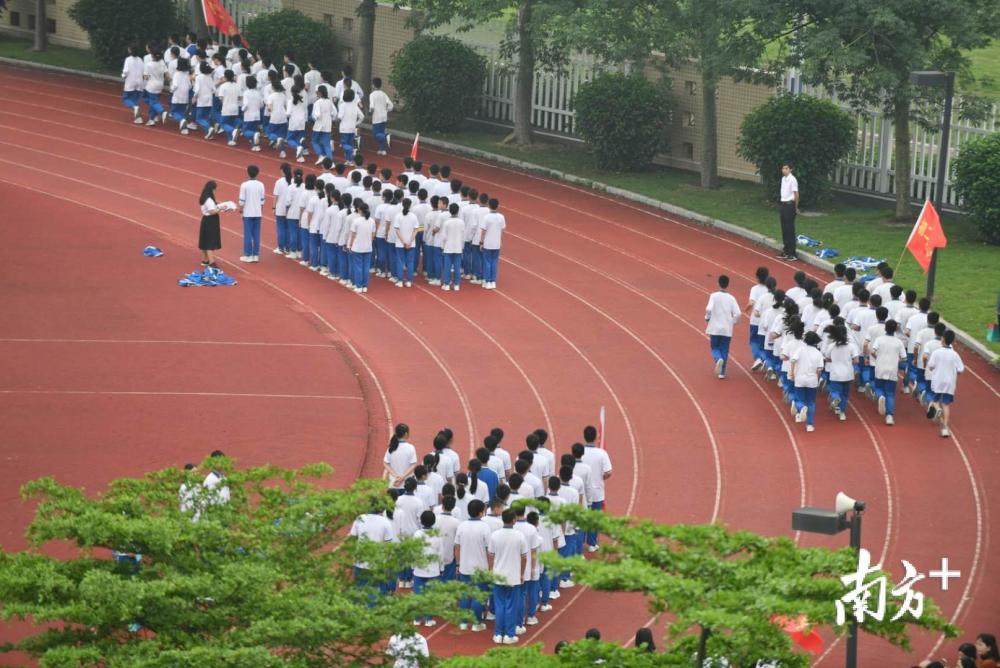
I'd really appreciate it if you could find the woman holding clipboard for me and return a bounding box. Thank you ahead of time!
[198,181,234,268]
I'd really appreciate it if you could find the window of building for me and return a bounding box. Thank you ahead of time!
[323,13,334,27]
[10,11,21,27]
[46,18,56,33]
[682,142,694,159]
[343,17,353,31]
[342,47,354,63]
[684,80,697,95]
[685,111,696,127]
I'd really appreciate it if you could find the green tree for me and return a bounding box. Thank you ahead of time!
[574,72,673,170]
[356,0,378,94]
[243,9,339,73]
[0,461,478,667]
[409,0,576,145]
[391,35,486,131]
[738,93,856,206]
[554,0,787,189]
[483,504,957,667]
[68,0,183,70]
[782,0,1000,219]
[952,131,1000,244]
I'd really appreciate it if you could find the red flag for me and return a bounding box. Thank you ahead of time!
[202,0,240,38]
[905,200,948,272]
[772,615,824,655]
[410,133,420,160]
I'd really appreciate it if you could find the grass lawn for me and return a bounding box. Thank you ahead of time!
[965,40,1000,100]
[391,112,999,357]
[0,34,106,73]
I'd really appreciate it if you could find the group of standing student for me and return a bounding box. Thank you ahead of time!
[122,34,395,164]
[705,263,964,437]
[357,423,612,645]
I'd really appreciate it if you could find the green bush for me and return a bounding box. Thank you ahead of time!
[243,9,338,72]
[573,72,672,171]
[738,93,856,207]
[953,132,1000,245]
[68,0,182,70]
[391,36,485,131]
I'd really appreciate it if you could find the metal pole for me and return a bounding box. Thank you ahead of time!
[846,512,863,668]
[926,72,954,302]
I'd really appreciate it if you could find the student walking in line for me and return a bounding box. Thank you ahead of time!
[348,203,376,293]
[168,57,192,134]
[238,165,265,262]
[790,331,825,432]
[488,509,528,645]
[440,203,466,291]
[926,329,964,438]
[285,84,309,163]
[283,169,305,258]
[478,198,506,289]
[778,163,799,260]
[239,75,264,150]
[122,45,145,122]
[746,266,770,370]
[871,319,907,425]
[823,322,857,421]
[265,78,289,156]
[705,274,741,379]
[141,50,168,127]
[369,77,394,156]
[217,69,241,144]
[338,89,365,162]
[192,62,216,138]
[310,85,336,163]
[197,181,229,268]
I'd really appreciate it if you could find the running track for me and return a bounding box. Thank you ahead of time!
[0,63,997,665]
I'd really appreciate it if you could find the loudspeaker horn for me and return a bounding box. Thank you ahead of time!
[835,492,858,515]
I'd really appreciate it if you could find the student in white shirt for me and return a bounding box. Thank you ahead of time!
[745,267,771,370]
[265,78,289,154]
[871,319,907,425]
[411,511,445,626]
[579,428,612,552]
[122,46,146,122]
[338,89,365,162]
[778,164,800,259]
[426,196,448,285]
[290,171,312,259]
[192,62,217,137]
[334,66,364,104]
[705,274,742,379]
[310,85,336,164]
[434,495,461,581]
[454,499,492,630]
[823,322,858,421]
[237,165,265,262]
[216,69,241,144]
[383,423,418,488]
[477,198,507,289]
[285,84,309,162]
[348,203,376,293]
[911,311,941,397]
[306,180,328,271]
[790,331,825,432]
[197,181,230,268]
[238,76,264,150]
[369,77,394,155]
[392,198,420,287]
[350,503,394,592]
[512,506,541,631]
[141,50,168,126]
[386,631,429,668]
[440,203,466,291]
[167,57,192,133]
[488,509,528,644]
[904,297,932,389]
[272,163,293,255]
[324,194,346,280]
[926,330,963,438]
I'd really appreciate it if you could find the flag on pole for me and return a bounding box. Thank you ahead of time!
[202,0,242,40]
[905,200,948,272]
[410,133,420,160]
[598,406,606,449]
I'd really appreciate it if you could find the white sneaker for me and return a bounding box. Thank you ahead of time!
[320,268,330,276]
[493,635,503,644]
[279,150,286,158]
[503,636,518,645]
[796,406,808,423]
[251,256,259,262]
[273,248,283,254]
[940,427,950,437]
[485,611,495,620]
[459,623,468,631]
[539,604,553,612]
[296,156,305,163]
[806,424,815,433]
[227,140,237,146]
[405,281,412,287]
[180,128,190,135]
[587,545,598,553]
[718,373,725,379]
[310,266,319,272]
[515,625,526,635]
[413,620,422,626]
[395,282,403,288]
[453,286,460,292]
[354,287,363,293]
[839,411,847,421]
[878,395,886,416]
[471,623,486,633]
[146,119,156,126]
[750,358,763,371]
[299,260,309,266]
[443,284,451,291]
[549,590,561,599]
[315,156,324,166]
[886,415,894,425]
[560,580,574,588]
[133,117,144,124]
[424,619,436,627]
[526,616,539,625]
[239,256,251,262]
[362,287,368,293]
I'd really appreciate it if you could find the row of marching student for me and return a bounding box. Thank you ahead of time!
[122,34,394,162]
[705,263,964,437]
[355,423,613,646]
[226,156,507,291]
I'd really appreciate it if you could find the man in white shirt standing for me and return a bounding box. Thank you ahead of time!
[478,198,506,289]
[579,427,612,552]
[369,77,395,156]
[349,501,395,595]
[488,509,528,644]
[705,274,741,379]
[238,165,266,262]
[454,499,491,631]
[778,163,799,260]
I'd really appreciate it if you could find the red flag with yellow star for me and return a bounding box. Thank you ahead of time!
[905,200,948,272]
[202,0,240,38]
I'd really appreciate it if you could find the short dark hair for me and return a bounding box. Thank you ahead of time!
[372,76,382,88]
[489,198,499,210]
[718,274,730,289]
[420,510,436,528]
[247,165,259,178]
[501,508,517,524]
[583,425,598,442]
[449,203,460,216]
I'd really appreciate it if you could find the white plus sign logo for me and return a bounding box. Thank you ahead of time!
[928,557,961,591]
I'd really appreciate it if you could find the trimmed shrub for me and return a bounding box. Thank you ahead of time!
[738,93,856,206]
[391,36,485,131]
[69,0,182,70]
[953,132,1000,245]
[573,72,672,171]
[243,9,338,72]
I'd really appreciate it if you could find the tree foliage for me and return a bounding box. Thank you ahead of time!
[952,131,1000,244]
[0,461,478,667]
[738,93,856,206]
[391,35,486,131]
[574,72,673,170]
[68,0,182,70]
[243,9,339,73]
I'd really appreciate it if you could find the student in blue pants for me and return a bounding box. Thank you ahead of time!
[791,331,825,433]
[310,86,335,163]
[168,58,192,133]
[488,509,528,644]
[192,62,216,137]
[121,46,144,121]
[273,163,293,254]
[746,267,770,370]
[284,170,305,257]
[411,511,443,627]
[824,321,856,422]
[285,84,309,163]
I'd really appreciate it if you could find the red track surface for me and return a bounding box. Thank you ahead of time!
[0,63,997,665]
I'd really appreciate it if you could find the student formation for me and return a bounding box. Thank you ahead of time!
[361,424,613,648]
[705,263,965,437]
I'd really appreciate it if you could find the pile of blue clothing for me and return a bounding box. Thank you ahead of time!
[844,256,885,272]
[179,267,238,287]
[143,246,164,257]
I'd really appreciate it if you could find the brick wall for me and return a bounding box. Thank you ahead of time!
[2,0,90,49]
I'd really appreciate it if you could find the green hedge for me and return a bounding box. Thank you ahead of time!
[738,93,856,206]
[243,9,338,72]
[68,0,182,70]
[573,72,672,171]
[391,36,485,132]
[953,131,1000,245]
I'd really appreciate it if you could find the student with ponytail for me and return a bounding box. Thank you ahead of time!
[285,84,309,163]
[392,198,419,287]
[217,69,241,144]
[272,162,293,255]
[823,322,857,421]
[265,75,288,155]
[383,423,418,488]
[311,85,336,164]
[348,203,376,293]
[168,57,192,134]
[283,169,305,258]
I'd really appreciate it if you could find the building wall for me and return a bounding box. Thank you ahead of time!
[2,0,90,48]
[283,0,414,96]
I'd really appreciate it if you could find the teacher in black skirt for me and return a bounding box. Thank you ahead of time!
[198,180,229,268]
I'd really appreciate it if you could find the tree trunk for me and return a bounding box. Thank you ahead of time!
[695,626,712,667]
[32,0,47,52]
[700,75,720,189]
[892,96,913,220]
[505,0,535,145]
[356,0,377,91]
[189,0,209,40]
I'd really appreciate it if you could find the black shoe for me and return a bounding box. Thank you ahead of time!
[785,254,799,261]
[926,406,937,419]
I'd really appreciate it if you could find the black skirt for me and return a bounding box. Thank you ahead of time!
[198,214,222,251]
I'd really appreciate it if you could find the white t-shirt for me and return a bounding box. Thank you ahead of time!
[394,494,426,539]
[122,56,145,91]
[350,215,376,253]
[780,174,799,201]
[369,89,394,123]
[312,98,336,133]
[218,81,240,116]
[384,442,417,485]
[144,59,167,94]
[580,445,612,503]
[479,211,506,249]
[834,283,856,306]
[440,216,466,254]
[349,512,394,569]
[488,526,528,586]
[266,91,288,123]
[433,512,460,565]
[273,178,291,216]
[705,290,741,337]
[412,528,444,578]
[193,73,214,107]
[386,633,429,668]
[286,98,308,132]
[200,197,218,217]
[513,520,542,581]
[303,68,323,104]
[927,347,963,395]
[747,284,768,326]
[455,518,493,575]
[871,334,906,381]
[393,212,419,248]
[905,312,930,352]
[826,342,859,383]
[239,179,266,218]
[170,73,191,104]
[338,101,365,134]
[414,481,437,510]
[242,88,263,121]
[791,345,824,388]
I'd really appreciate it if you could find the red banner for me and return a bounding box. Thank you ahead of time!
[905,200,948,272]
[202,0,240,37]
[410,133,420,160]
